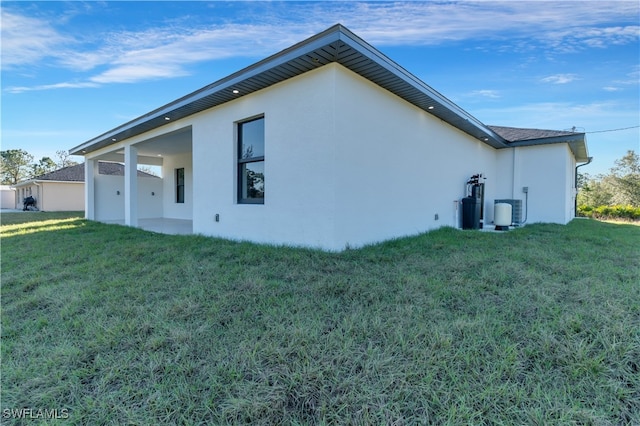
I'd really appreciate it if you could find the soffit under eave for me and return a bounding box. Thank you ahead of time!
[569,140,589,163]
[70,25,508,155]
[69,29,344,156]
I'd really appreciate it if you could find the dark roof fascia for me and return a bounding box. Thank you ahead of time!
[13,179,83,187]
[70,24,509,155]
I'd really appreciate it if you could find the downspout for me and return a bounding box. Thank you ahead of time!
[575,156,593,217]
[512,148,517,199]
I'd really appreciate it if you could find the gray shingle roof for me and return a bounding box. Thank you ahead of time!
[33,163,85,182]
[487,126,581,142]
[31,162,158,182]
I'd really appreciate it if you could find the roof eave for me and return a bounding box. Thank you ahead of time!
[508,134,589,162]
[335,27,509,148]
[69,26,346,156]
[70,24,509,155]
[14,179,84,186]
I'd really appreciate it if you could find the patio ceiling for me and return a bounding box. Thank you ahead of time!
[91,127,192,166]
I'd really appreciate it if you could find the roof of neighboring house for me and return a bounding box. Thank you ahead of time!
[69,24,588,162]
[32,163,85,182]
[14,162,158,187]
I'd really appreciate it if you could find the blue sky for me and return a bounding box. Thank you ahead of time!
[2,1,639,176]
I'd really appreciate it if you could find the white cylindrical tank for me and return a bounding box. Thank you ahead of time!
[494,203,512,229]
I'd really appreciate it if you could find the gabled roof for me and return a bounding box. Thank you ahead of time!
[69,24,588,162]
[14,162,158,186]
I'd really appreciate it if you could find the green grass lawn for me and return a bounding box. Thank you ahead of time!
[1,212,639,425]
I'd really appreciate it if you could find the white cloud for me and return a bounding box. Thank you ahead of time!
[83,25,285,84]
[327,2,640,50]
[469,90,501,99]
[0,10,71,68]
[5,82,100,94]
[541,74,579,84]
[90,64,187,84]
[473,100,637,130]
[613,66,640,86]
[3,2,638,90]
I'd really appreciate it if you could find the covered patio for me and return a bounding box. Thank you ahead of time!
[80,126,193,231]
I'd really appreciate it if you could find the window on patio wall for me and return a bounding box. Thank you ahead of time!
[237,116,265,204]
[176,168,185,203]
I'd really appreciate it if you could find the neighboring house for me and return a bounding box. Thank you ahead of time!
[12,162,160,212]
[0,185,16,209]
[69,24,589,251]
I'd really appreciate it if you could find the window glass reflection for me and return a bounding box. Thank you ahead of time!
[240,161,264,200]
[240,119,264,159]
[238,116,265,204]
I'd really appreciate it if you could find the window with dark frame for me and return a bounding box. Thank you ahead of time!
[176,168,185,203]
[238,117,265,204]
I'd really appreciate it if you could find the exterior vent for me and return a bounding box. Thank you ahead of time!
[495,199,523,225]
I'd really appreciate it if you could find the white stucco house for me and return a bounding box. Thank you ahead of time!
[11,162,160,212]
[70,24,589,251]
[0,185,16,209]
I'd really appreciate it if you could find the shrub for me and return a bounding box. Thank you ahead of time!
[578,204,640,221]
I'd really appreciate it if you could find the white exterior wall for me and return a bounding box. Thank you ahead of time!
[1,186,16,209]
[495,149,517,199]
[94,175,163,221]
[138,178,164,219]
[191,64,499,250]
[192,63,338,248]
[162,153,193,220]
[40,182,84,211]
[82,63,578,249]
[332,66,498,248]
[564,146,578,222]
[513,144,574,224]
[94,175,122,220]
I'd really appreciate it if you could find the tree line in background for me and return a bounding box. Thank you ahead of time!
[577,150,640,221]
[0,149,79,185]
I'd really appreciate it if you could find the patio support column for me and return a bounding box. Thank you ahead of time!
[124,145,138,227]
[84,159,96,220]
